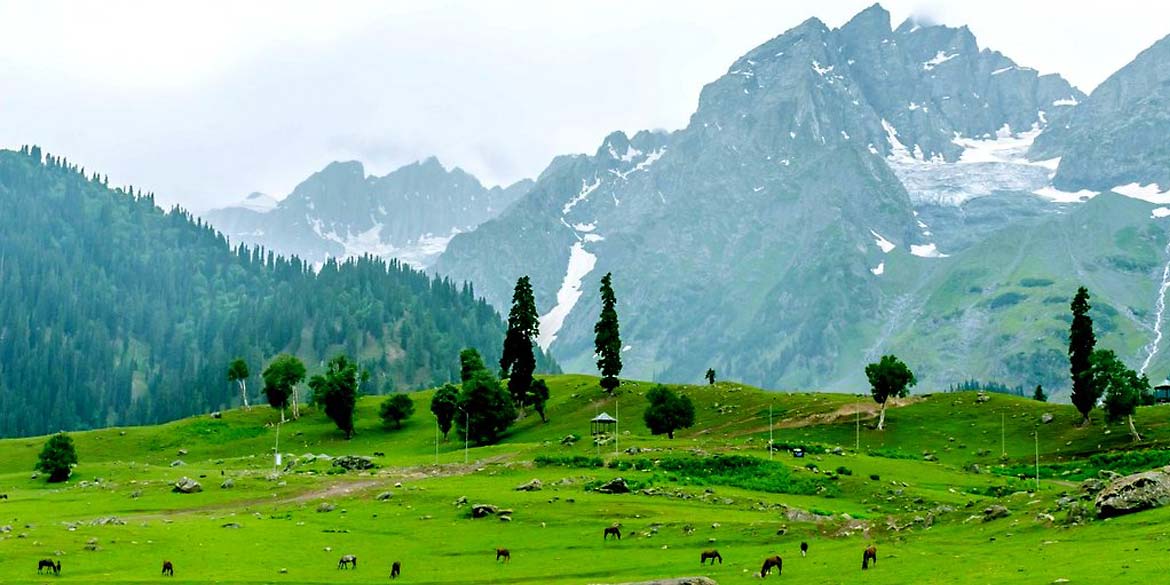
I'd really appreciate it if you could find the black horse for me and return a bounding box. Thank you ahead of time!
[162,560,174,576]
[862,545,878,569]
[37,560,61,575]
[800,541,808,557]
[603,526,622,540]
[700,549,723,565]
[496,548,511,562]
[338,555,357,569]
[390,561,401,579]
[760,555,782,578]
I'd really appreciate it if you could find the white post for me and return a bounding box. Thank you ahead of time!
[435,418,440,466]
[615,398,620,456]
[1001,412,1006,458]
[1034,428,1040,491]
[464,411,470,465]
[769,403,774,460]
[273,421,281,473]
[855,397,860,451]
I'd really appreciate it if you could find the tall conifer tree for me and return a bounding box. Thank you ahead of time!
[594,273,623,393]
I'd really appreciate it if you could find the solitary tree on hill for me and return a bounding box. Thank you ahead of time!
[263,354,306,422]
[227,357,251,410]
[308,354,363,439]
[530,378,550,423]
[1033,384,1047,402]
[643,385,695,439]
[500,276,541,411]
[865,355,916,431]
[594,272,623,393]
[1069,287,1098,425]
[705,369,716,385]
[1093,349,1152,441]
[36,432,78,483]
[380,393,416,429]
[430,383,460,439]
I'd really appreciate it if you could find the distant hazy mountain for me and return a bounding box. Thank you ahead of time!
[204,157,532,268]
[435,4,1170,395]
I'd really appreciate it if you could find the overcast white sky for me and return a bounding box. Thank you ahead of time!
[1,1,1167,211]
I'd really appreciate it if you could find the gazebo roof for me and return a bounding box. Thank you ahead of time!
[1156,379,1170,390]
[591,412,617,423]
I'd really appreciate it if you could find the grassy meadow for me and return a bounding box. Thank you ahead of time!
[1,374,1169,584]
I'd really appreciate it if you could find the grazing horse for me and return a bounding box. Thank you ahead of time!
[162,560,174,576]
[496,548,511,563]
[603,526,622,540]
[800,541,808,557]
[337,555,357,569]
[760,555,782,578]
[862,546,878,570]
[390,561,401,579]
[700,549,723,565]
[37,560,60,575]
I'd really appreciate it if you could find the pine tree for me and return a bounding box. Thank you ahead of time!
[227,358,250,410]
[1069,286,1098,424]
[594,272,623,393]
[705,368,716,385]
[864,355,916,431]
[500,276,540,410]
[1033,384,1047,402]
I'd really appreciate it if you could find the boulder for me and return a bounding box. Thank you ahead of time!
[220,479,235,489]
[596,477,631,494]
[331,455,376,471]
[515,479,543,492]
[210,411,222,419]
[1040,413,1054,424]
[170,460,186,467]
[172,477,202,494]
[1094,465,1170,519]
[982,505,1010,521]
[1080,478,1107,496]
[471,504,499,518]
[376,492,393,501]
[316,502,335,513]
[221,522,242,529]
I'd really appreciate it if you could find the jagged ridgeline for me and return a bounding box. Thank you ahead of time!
[0,147,548,437]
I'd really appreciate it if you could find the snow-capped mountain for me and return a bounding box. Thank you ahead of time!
[204,158,532,268]
[436,4,1170,395]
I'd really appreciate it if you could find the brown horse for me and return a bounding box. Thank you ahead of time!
[37,560,60,575]
[603,526,622,540]
[338,555,357,569]
[800,541,808,557]
[390,561,401,579]
[862,546,878,569]
[496,548,511,562]
[700,549,722,565]
[760,555,782,577]
[162,560,174,576]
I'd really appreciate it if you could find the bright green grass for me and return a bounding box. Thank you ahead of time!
[1,375,1168,583]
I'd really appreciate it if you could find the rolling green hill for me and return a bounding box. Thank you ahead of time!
[2,374,1168,584]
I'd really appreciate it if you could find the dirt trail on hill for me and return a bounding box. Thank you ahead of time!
[732,396,923,436]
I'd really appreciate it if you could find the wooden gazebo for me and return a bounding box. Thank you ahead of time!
[1155,380,1170,404]
[591,412,617,436]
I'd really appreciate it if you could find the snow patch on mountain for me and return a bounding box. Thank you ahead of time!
[537,242,598,350]
[563,177,602,215]
[922,51,958,71]
[1152,207,1170,219]
[910,243,948,258]
[870,230,896,253]
[1032,186,1099,203]
[237,192,279,213]
[871,262,885,276]
[1113,182,1170,204]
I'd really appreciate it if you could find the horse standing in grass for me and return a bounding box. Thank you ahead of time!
[496,548,511,562]
[338,555,357,569]
[390,561,401,579]
[862,546,878,569]
[800,542,808,557]
[162,560,174,576]
[700,550,722,565]
[37,560,60,575]
[760,555,782,577]
[603,526,622,540]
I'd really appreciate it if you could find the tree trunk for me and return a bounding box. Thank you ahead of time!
[668,430,674,439]
[239,380,250,410]
[1127,414,1142,441]
[280,407,286,424]
[877,401,887,430]
[291,390,300,420]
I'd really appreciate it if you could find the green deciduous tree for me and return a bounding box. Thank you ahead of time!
[379,393,415,429]
[430,383,459,439]
[1069,286,1098,424]
[460,348,487,383]
[530,378,550,422]
[594,272,623,393]
[455,355,515,446]
[1092,349,1152,441]
[865,355,916,431]
[1033,384,1047,402]
[36,432,78,483]
[263,354,306,422]
[308,355,362,439]
[227,357,251,410]
[643,385,695,439]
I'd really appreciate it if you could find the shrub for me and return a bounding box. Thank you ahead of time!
[835,466,853,476]
[534,455,604,468]
[869,474,880,481]
[609,454,837,497]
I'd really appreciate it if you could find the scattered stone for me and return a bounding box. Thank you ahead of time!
[172,477,202,494]
[331,455,376,472]
[170,460,186,467]
[1041,413,1054,424]
[453,496,468,506]
[1098,470,1121,481]
[222,523,241,529]
[210,411,222,419]
[376,492,393,501]
[595,477,631,494]
[220,479,235,489]
[515,479,543,492]
[982,505,1011,522]
[177,449,188,456]
[471,504,499,518]
[1080,478,1107,496]
[1094,465,1170,519]
[561,434,579,446]
[498,515,512,522]
[316,503,335,513]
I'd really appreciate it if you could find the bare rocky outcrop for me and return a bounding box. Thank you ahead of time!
[1094,465,1170,519]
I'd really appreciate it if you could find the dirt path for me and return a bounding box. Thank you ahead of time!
[736,396,922,435]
